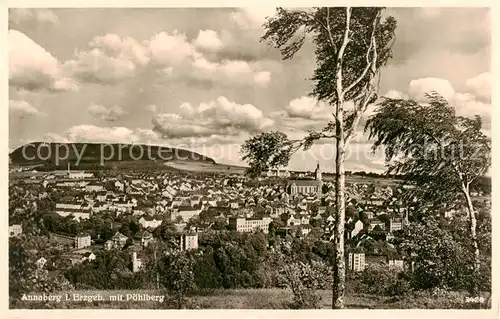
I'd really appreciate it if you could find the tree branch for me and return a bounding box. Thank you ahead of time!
[342,10,380,97]
[324,7,339,54]
[335,7,351,102]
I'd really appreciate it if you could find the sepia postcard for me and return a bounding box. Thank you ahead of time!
[4,2,497,318]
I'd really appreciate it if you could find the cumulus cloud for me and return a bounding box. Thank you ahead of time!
[284,96,332,120]
[408,77,455,102]
[65,33,150,84]
[153,96,274,139]
[147,30,197,66]
[88,103,127,122]
[465,72,491,102]
[9,8,59,26]
[9,30,79,92]
[384,90,409,100]
[9,100,43,117]
[194,29,224,52]
[62,29,272,88]
[191,56,271,87]
[389,75,491,125]
[253,71,272,87]
[230,8,277,30]
[59,125,159,144]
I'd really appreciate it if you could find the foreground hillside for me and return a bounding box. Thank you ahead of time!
[9,142,216,170]
[15,288,489,309]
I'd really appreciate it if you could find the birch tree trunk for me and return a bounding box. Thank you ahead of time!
[462,184,480,293]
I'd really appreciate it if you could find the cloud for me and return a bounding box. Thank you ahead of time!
[9,30,79,92]
[284,96,332,120]
[62,29,272,88]
[88,103,127,122]
[9,100,43,117]
[253,71,272,87]
[194,29,224,52]
[391,75,491,124]
[191,56,271,87]
[65,33,150,85]
[146,104,158,113]
[147,30,197,66]
[465,72,491,102]
[230,8,277,30]
[384,90,408,100]
[9,8,59,26]
[408,77,456,102]
[60,125,160,144]
[153,96,274,139]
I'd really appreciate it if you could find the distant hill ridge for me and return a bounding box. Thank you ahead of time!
[9,142,216,169]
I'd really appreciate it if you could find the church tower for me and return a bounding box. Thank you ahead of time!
[315,161,323,198]
[315,161,322,181]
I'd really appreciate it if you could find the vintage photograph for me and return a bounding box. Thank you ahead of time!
[8,7,492,310]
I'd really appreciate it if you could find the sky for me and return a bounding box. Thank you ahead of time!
[8,7,492,173]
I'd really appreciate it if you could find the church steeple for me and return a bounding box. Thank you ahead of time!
[315,161,322,182]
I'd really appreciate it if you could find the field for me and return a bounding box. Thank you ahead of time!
[24,287,487,309]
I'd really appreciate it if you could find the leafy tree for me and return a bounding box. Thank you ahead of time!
[365,92,491,292]
[239,7,397,308]
[274,251,332,309]
[240,131,296,178]
[9,236,74,308]
[159,250,195,309]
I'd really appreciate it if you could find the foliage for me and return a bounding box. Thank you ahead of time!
[274,251,333,309]
[400,217,489,293]
[357,264,411,296]
[9,236,74,308]
[158,250,195,309]
[240,131,297,178]
[365,92,491,206]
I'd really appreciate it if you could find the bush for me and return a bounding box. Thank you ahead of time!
[277,258,332,309]
[357,264,411,297]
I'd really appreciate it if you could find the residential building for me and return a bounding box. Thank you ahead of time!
[139,216,162,229]
[180,232,198,251]
[347,252,366,272]
[9,224,22,237]
[74,234,91,249]
[68,171,94,179]
[170,204,203,222]
[111,232,128,249]
[389,218,403,232]
[85,183,104,192]
[228,216,272,234]
[135,231,153,248]
[82,252,96,262]
[132,252,143,273]
[348,220,364,239]
[388,258,404,271]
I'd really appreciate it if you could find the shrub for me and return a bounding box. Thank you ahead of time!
[357,264,411,297]
[277,258,332,309]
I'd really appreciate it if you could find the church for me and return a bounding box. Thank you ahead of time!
[286,162,323,198]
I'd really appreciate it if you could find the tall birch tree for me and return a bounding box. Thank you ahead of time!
[240,7,397,308]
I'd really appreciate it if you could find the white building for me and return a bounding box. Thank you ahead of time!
[347,252,365,272]
[348,220,364,239]
[139,216,162,229]
[68,171,94,179]
[132,252,143,273]
[180,233,198,251]
[9,224,22,237]
[228,217,272,234]
[74,234,92,249]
